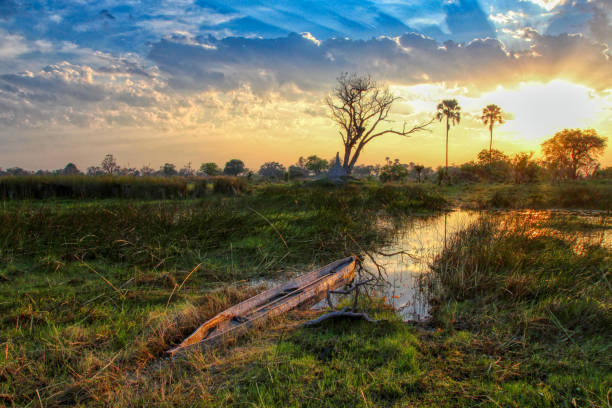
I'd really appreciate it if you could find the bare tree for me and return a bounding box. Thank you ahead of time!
[327,73,432,174]
[101,154,119,175]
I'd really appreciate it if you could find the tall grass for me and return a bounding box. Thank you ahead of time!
[0,183,446,406]
[465,180,612,210]
[0,175,210,199]
[0,183,447,269]
[424,215,611,406]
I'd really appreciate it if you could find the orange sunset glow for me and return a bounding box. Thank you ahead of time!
[0,1,610,172]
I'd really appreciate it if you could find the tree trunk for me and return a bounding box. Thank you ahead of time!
[445,116,449,174]
[343,144,351,171]
[347,142,367,174]
[489,124,493,166]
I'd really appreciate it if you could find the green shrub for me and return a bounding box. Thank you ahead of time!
[212,176,248,195]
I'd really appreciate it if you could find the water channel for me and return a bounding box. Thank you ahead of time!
[358,209,610,322]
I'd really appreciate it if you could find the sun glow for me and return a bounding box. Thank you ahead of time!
[478,80,608,143]
[388,80,612,166]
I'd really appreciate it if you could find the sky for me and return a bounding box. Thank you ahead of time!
[0,0,611,171]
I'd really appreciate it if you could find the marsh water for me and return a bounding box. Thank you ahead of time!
[265,209,610,322]
[360,210,479,321]
[349,209,610,321]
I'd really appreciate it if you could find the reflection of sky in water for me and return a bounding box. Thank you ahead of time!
[304,209,610,321]
[366,209,610,322]
[365,210,479,321]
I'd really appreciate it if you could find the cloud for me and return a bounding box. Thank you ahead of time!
[0,26,609,137]
[147,30,612,95]
[544,0,612,48]
[0,30,29,58]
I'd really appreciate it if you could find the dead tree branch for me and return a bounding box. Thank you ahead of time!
[301,307,381,326]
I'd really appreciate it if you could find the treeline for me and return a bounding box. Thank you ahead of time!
[0,175,249,200]
[1,128,610,200]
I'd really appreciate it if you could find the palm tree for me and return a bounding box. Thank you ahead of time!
[481,104,504,165]
[436,99,461,176]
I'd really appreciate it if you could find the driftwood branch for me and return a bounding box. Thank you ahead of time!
[325,279,376,309]
[329,278,376,295]
[301,307,381,326]
[346,233,388,280]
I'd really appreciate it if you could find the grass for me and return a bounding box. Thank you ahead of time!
[0,182,445,406]
[423,214,611,407]
[448,180,612,210]
[2,181,610,407]
[109,305,421,407]
[0,175,211,200]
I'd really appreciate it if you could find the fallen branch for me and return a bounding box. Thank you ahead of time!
[328,278,376,295]
[301,307,381,326]
[346,233,387,280]
[325,278,379,309]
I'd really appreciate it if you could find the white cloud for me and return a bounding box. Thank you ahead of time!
[519,0,567,11]
[0,30,29,58]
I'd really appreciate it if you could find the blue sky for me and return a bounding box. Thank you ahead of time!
[1,0,611,169]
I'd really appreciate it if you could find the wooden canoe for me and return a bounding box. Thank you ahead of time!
[167,256,356,356]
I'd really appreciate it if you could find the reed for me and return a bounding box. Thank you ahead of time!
[423,214,611,406]
[0,175,209,200]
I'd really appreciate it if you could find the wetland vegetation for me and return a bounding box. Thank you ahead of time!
[1,177,610,407]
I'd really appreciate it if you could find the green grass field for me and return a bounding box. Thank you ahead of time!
[1,181,610,407]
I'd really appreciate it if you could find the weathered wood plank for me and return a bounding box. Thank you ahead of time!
[167,256,356,356]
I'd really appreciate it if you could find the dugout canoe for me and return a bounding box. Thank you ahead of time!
[167,256,356,356]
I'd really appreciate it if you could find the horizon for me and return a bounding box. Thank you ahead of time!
[1,1,611,171]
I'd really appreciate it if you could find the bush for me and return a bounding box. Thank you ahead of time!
[212,176,248,195]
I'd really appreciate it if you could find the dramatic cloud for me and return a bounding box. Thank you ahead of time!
[148,31,612,94]
[0,0,611,170]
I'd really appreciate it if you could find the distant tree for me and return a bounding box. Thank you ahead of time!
[476,149,508,165]
[258,162,286,179]
[199,162,221,176]
[305,155,329,175]
[223,159,245,176]
[140,165,155,176]
[179,162,194,177]
[380,158,409,183]
[101,154,119,175]
[161,163,177,177]
[87,166,104,176]
[593,166,612,179]
[476,149,511,182]
[511,152,540,183]
[481,104,504,165]
[288,165,309,179]
[352,164,375,178]
[118,167,139,177]
[436,99,461,178]
[327,73,431,174]
[541,128,607,179]
[5,167,29,176]
[413,164,425,183]
[63,162,81,175]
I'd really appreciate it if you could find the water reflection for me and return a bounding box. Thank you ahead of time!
[364,210,478,321]
[366,209,610,322]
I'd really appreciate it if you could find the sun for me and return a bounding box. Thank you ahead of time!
[479,80,606,144]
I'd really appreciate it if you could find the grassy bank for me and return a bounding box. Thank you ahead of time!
[0,175,213,200]
[3,182,609,406]
[423,215,611,406]
[0,183,445,406]
[448,180,612,210]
